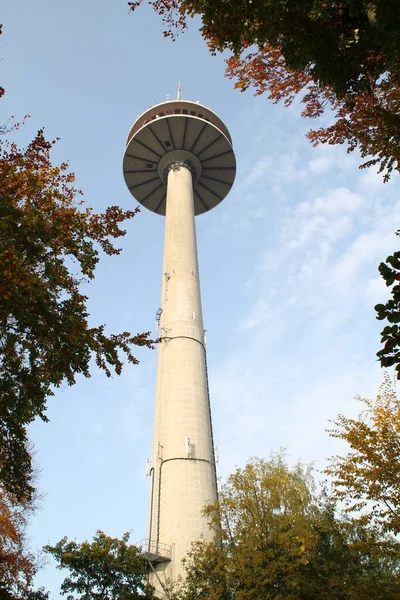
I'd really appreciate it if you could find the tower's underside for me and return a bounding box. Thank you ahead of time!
[123,100,235,216]
[123,100,235,597]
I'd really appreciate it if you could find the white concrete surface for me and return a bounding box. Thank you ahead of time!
[148,164,217,595]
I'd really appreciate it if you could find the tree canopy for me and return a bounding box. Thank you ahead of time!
[325,374,400,534]
[44,530,154,600]
[0,483,38,599]
[176,453,400,600]
[130,0,400,180]
[0,129,155,502]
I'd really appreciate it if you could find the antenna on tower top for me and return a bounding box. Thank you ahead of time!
[177,82,182,100]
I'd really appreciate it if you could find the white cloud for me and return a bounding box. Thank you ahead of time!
[242,150,307,190]
[309,155,332,174]
[287,215,327,250]
[278,152,307,182]
[326,214,353,240]
[314,305,353,334]
[299,187,362,214]
[207,103,400,486]
[359,167,388,188]
[280,187,361,257]
[308,145,358,174]
[211,352,384,478]
[365,275,388,305]
[329,232,381,294]
[243,155,273,187]
[287,213,352,252]
[329,226,397,294]
[238,298,272,331]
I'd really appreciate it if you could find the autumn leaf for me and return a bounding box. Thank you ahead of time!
[0,129,157,502]
[129,0,400,180]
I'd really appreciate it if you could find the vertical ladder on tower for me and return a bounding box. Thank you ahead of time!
[204,343,218,492]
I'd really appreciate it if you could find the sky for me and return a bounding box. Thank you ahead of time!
[2,1,400,596]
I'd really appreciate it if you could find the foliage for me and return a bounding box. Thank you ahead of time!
[178,453,318,600]
[375,240,400,377]
[129,0,400,180]
[22,589,51,600]
[0,485,38,599]
[0,130,155,502]
[298,500,400,600]
[325,374,400,534]
[44,530,154,600]
[176,453,400,600]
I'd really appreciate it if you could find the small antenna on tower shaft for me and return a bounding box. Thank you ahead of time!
[177,82,182,100]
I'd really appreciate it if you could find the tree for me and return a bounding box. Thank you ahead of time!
[179,453,318,600]
[0,130,155,502]
[177,453,400,600]
[325,374,400,535]
[298,500,400,600]
[375,242,400,378]
[0,484,38,599]
[129,0,400,180]
[44,530,154,600]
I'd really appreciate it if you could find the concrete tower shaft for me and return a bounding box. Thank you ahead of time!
[150,164,216,587]
[123,98,235,595]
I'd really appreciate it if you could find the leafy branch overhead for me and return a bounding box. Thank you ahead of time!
[0,130,156,502]
[375,236,400,377]
[129,0,400,180]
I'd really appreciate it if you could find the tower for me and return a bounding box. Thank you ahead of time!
[123,98,236,596]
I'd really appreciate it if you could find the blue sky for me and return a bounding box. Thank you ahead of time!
[2,1,400,596]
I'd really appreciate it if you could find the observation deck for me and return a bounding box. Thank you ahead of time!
[123,100,236,216]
